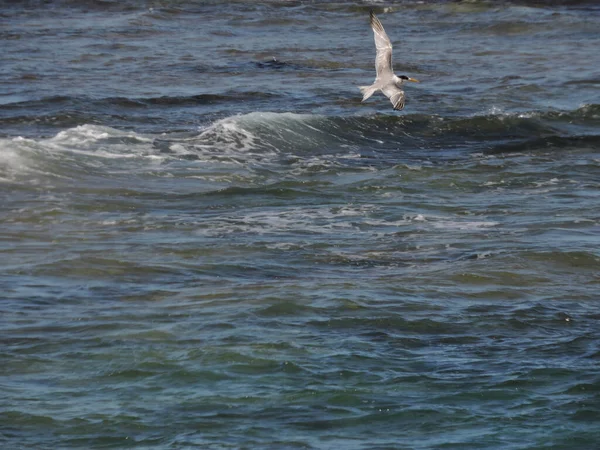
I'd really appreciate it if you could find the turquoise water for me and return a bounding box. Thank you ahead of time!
[1,1,600,448]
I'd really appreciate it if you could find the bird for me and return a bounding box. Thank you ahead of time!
[359,10,419,111]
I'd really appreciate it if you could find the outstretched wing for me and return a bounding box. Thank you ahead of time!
[382,85,406,110]
[370,10,394,80]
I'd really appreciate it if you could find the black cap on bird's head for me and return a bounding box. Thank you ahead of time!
[399,75,420,83]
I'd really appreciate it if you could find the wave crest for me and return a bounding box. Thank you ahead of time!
[2,104,598,183]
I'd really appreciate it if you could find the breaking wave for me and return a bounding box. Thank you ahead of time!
[1,104,598,183]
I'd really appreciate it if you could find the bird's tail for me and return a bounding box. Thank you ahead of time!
[359,85,378,102]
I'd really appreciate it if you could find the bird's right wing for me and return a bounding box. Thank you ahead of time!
[382,85,405,111]
[370,11,394,80]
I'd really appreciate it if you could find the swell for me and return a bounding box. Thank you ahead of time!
[0,93,284,137]
[3,94,597,134]
[2,92,282,111]
[162,104,600,158]
[2,105,598,183]
[487,134,600,154]
[0,93,282,137]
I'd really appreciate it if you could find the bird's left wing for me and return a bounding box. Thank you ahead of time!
[370,11,394,80]
[381,85,406,110]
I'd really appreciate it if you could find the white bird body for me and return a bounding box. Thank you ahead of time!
[360,11,419,111]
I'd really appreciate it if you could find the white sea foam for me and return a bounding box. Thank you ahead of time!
[192,204,379,238]
[0,125,164,183]
[430,220,499,231]
[533,178,560,187]
[484,106,506,117]
[46,124,156,159]
[0,140,28,174]
[1,112,352,183]
[0,136,65,182]
[188,111,333,159]
[189,201,501,244]
[50,125,112,146]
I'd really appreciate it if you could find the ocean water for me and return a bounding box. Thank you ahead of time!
[2,1,600,448]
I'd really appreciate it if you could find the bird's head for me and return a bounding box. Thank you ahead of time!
[398,75,420,84]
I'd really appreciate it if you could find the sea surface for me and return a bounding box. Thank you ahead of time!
[1,1,600,448]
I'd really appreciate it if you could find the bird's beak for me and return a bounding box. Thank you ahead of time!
[408,77,420,83]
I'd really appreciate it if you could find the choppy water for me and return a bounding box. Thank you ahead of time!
[2,1,600,448]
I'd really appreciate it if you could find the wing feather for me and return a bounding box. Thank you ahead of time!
[381,85,406,111]
[370,11,394,80]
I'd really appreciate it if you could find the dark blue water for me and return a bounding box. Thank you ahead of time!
[2,1,600,448]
